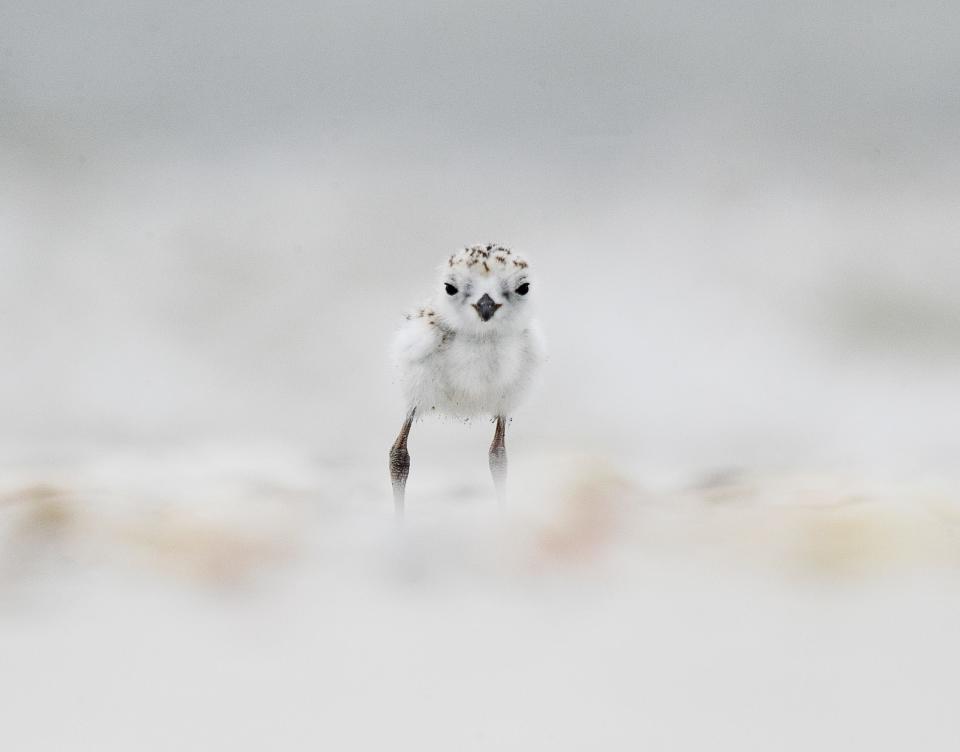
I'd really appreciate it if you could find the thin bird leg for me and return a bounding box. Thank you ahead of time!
[389,409,415,514]
[489,416,508,504]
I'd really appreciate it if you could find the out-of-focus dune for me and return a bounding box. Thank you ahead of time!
[2,444,960,751]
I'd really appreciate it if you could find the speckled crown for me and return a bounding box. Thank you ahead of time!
[447,244,529,273]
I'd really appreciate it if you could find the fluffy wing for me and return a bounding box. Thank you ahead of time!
[390,311,448,413]
[390,312,444,366]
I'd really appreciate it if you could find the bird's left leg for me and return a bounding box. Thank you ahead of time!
[489,416,508,504]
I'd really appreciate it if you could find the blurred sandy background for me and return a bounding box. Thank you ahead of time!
[2,1,960,749]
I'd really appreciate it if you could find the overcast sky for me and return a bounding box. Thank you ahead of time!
[3,0,959,177]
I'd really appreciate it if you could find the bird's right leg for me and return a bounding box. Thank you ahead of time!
[389,409,415,514]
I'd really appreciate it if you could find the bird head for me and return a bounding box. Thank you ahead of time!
[435,244,535,336]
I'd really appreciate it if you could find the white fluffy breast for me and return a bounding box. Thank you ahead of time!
[392,316,545,418]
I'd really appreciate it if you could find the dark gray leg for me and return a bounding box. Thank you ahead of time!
[389,409,415,514]
[489,416,508,504]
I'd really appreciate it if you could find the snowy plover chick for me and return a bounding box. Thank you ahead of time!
[389,244,545,512]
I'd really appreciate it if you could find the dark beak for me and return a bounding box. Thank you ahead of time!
[472,293,501,322]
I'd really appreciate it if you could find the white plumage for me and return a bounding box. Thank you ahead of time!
[388,244,545,510]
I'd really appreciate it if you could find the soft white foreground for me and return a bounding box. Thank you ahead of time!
[1,443,959,751]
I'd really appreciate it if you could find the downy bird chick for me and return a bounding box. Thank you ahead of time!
[389,244,545,511]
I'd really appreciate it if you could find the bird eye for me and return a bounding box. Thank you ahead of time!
[515,283,530,296]
[445,283,458,296]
